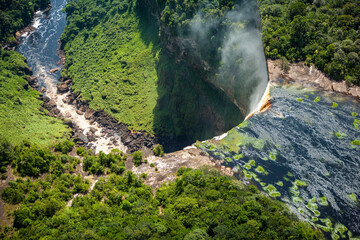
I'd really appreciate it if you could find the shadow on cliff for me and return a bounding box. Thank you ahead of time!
[136,6,244,152]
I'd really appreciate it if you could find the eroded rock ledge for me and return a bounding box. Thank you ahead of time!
[268,59,360,99]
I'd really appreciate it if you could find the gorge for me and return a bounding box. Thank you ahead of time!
[0,0,359,239]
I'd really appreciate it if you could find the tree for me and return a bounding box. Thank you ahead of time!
[289,2,307,20]
[133,151,143,167]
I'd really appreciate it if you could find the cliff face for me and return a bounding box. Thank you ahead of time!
[149,0,268,115]
[62,0,268,150]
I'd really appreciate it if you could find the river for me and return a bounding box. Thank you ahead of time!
[199,81,360,239]
[16,0,127,154]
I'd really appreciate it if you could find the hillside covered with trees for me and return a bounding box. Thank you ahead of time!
[259,0,360,85]
[0,137,324,239]
[0,0,49,43]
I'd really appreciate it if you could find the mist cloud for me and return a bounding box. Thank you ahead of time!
[188,1,268,114]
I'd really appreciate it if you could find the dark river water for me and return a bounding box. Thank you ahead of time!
[199,82,360,239]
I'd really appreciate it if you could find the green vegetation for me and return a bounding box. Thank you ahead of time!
[84,150,126,175]
[61,1,159,133]
[153,144,164,157]
[133,150,143,167]
[1,159,324,239]
[0,0,49,42]
[60,0,244,146]
[0,49,71,147]
[259,0,360,85]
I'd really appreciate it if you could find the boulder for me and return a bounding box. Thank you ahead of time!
[76,109,83,115]
[349,87,360,99]
[57,82,69,93]
[50,67,60,73]
[85,109,96,120]
[332,82,348,93]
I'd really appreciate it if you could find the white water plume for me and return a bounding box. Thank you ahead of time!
[38,65,127,154]
[189,1,268,115]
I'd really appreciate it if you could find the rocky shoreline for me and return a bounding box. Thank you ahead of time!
[268,59,360,99]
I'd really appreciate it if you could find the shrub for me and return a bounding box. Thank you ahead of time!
[55,140,75,154]
[76,147,85,156]
[153,144,165,157]
[2,187,25,204]
[133,151,143,167]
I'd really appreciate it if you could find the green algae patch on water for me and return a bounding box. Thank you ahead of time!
[268,152,277,161]
[225,157,232,163]
[248,159,256,166]
[304,95,309,98]
[220,128,265,153]
[318,196,329,206]
[351,139,360,146]
[296,98,303,102]
[353,119,360,130]
[332,102,338,108]
[249,172,261,182]
[348,193,358,202]
[320,218,333,228]
[352,112,358,117]
[276,181,284,187]
[306,201,320,217]
[331,232,340,240]
[334,223,348,238]
[287,172,294,177]
[312,217,319,222]
[242,169,252,179]
[264,184,281,198]
[292,196,304,203]
[290,185,300,196]
[255,166,268,175]
[295,179,308,187]
[243,163,252,170]
[233,153,244,160]
[334,131,347,139]
[314,96,321,102]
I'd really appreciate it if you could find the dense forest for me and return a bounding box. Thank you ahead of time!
[0,0,49,43]
[0,137,324,239]
[0,48,71,147]
[258,0,360,85]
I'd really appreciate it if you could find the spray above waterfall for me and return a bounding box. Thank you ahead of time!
[188,0,269,115]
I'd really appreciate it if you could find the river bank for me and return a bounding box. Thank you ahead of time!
[268,59,360,99]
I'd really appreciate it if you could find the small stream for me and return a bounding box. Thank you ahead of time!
[16,0,126,154]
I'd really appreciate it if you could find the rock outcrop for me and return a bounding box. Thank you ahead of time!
[268,59,360,99]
